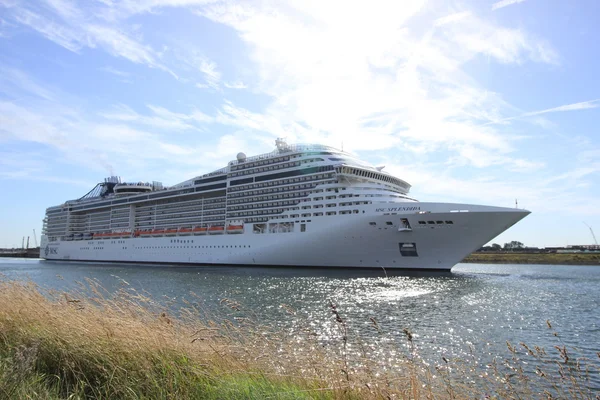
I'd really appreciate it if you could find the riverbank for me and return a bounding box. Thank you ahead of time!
[462,252,600,265]
[0,248,40,258]
[1,279,597,399]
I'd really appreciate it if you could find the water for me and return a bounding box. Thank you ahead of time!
[1,258,599,390]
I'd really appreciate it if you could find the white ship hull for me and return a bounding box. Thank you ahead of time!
[40,203,529,270]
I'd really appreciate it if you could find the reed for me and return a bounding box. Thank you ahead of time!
[0,278,597,399]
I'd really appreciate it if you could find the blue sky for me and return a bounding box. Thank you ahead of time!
[1,0,599,249]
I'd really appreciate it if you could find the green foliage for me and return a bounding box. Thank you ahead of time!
[503,240,525,250]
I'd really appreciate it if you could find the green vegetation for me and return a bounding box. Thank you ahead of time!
[463,252,600,265]
[0,279,598,399]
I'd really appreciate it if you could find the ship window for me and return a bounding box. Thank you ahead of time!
[386,221,393,226]
[418,221,426,225]
[427,221,435,224]
[445,221,453,224]
[436,221,444,224]
[369,222,376,226]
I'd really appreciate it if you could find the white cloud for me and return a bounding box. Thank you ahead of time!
[103,0,218,18]
[100,66,131,77]
[6,2,177,77]
[86,24,177,77]
[43,0,85,21]
[190,1,559,167]
[526,99,600,115]
[13,8,84,52]
[0,99,224,179]
[224,81,247,89]
[492,0,526,11]
[198,58,221,88]
[0,66,56,101]
[100,104,212,130]
[483,99,600,126]
[444,17,558,65]
[434,11,471,27]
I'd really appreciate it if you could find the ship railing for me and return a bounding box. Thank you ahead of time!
[335,165,411,194]
[228,150,278,166]
[282,143,339,153]
[202,167,229,178]
[227,143,341,167]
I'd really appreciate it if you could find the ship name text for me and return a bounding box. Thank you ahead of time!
[376,206,421,212]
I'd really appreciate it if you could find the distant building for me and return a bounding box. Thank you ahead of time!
[567,244,600,250]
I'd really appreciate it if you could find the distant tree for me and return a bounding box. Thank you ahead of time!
[503,241,524,251]
[491,243,502,251]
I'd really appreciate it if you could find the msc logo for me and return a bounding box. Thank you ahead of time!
[44,245,58,257]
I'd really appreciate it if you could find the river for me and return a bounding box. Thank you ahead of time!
[1,258,598,390]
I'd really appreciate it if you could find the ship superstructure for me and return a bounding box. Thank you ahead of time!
[40,139,529,270]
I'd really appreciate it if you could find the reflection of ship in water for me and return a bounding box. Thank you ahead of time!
[40,139,529,270]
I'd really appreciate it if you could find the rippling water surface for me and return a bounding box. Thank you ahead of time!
[2,258,599,388]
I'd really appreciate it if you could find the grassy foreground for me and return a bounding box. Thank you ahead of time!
[463,252,600,265]
[0,279,598,399]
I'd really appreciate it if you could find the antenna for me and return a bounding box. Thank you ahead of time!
[583,222,599,246]
[515,199,518,209]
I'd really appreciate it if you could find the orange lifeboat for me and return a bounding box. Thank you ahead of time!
[164,228,178,236]
[151,229,165,236]
[192,226,207,235]
[139,230,153,237]
[208,226,224,234]
[226,224,244,234]
[178,227,192,236]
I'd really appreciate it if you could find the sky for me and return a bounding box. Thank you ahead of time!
[0,0,599,249]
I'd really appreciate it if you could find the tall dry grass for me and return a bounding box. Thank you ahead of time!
[0,278,598,399]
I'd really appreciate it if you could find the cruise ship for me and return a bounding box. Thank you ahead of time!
[40,139,529,270]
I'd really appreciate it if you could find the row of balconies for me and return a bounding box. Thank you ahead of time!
[229,155,292,172]
[228,173,332,193]
[227,199,301,212]
[228,187,311,204]
[229,182,318,199]
[229,161,302,178]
